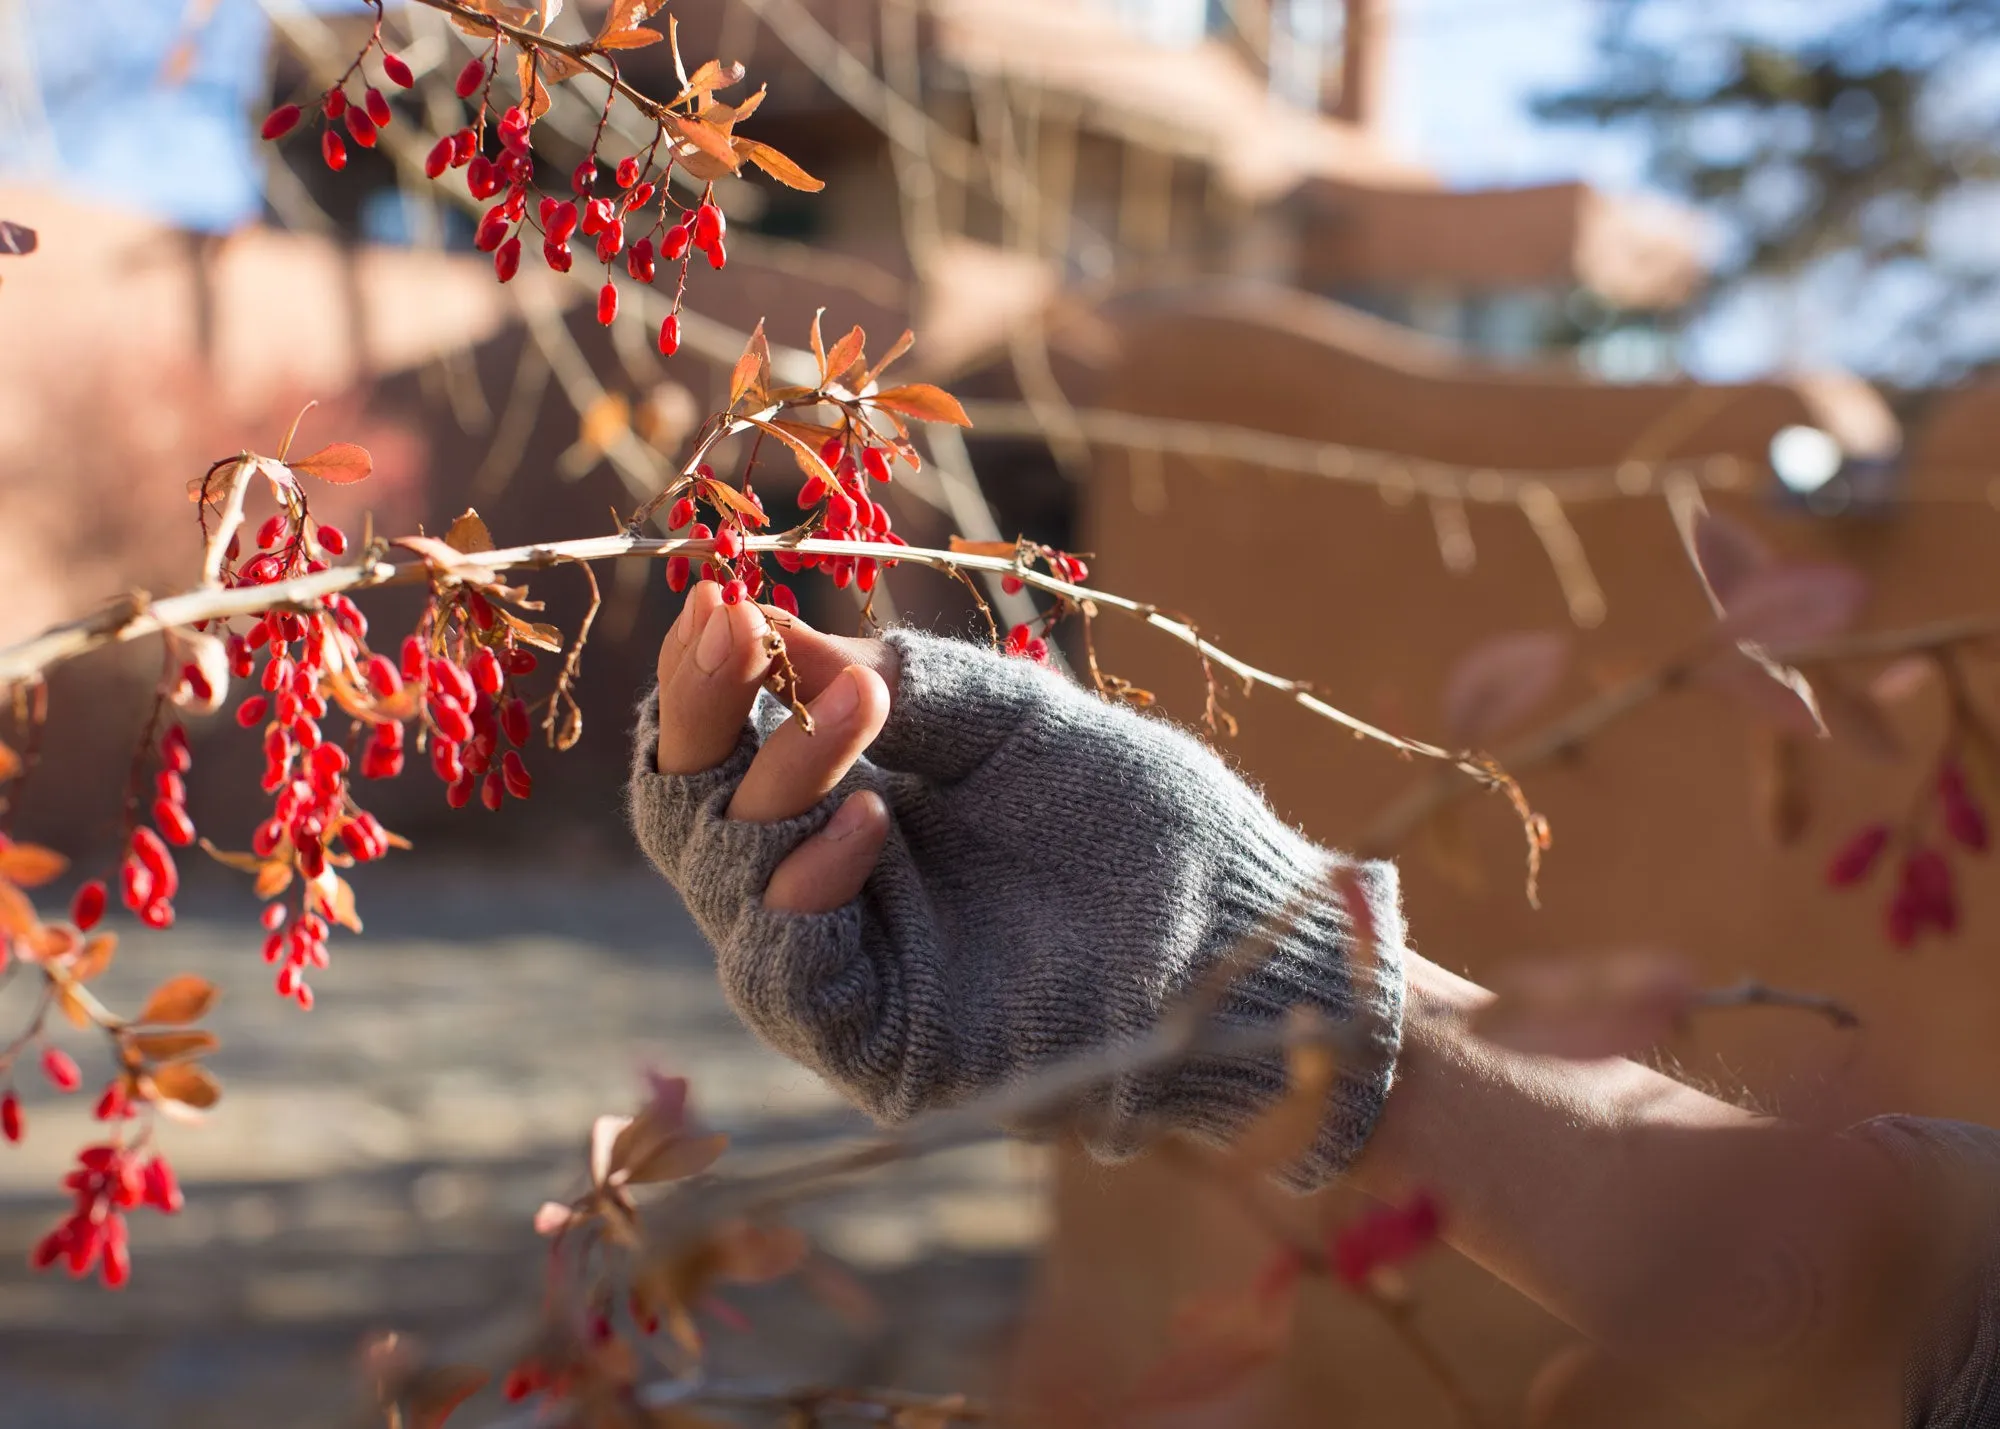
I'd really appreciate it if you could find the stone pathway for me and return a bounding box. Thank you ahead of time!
[0,866,1045,1428]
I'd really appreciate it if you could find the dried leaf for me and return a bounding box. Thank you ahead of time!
[746,418,836,488]
[310,868,363,933]
[1472,952,1700,1060]
[623,1131,728,1186]
[860,329,916,390]
[254,860,295,900]
[514,50,553,120]
[536,0,562,30]
[0,220,38,256]
[595,0,663,41]
[669,114,742,171]
[392,535,500,585]
[137,974,219,1026]
[729,320,770,407]
[70,933,117,983]
[0,842,67,888]
[289,441,373,485]
[149,1061,222,1110]
[444,509,495,555]
[1441,631,1571,745]
[737,139,825,192]
[1719,564,1868,648]
[130,1029,218,1062]
[499,609,565,652]
[701,477,770,529]
[0,880,36,938]
[1229,1009,1337,1174]
[822,325,867,387]
[1691,509,1771,606]
[596,24,662,48]
[867,383,971,426]
[731,85,768,124]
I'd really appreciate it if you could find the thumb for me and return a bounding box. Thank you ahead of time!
[763,607,900,705]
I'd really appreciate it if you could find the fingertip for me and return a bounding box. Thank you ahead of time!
[763,789,890,914]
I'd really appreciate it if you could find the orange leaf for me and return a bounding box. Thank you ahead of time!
[946,537,1018,559]
[289,441,372,485]
[0,738,20,784]
[859,329,915,389]
[868,383,971,427]
[444,509,495,555]
[746,418,835,487]
[0,842,67,888]
[148,1061,221,1110]
[737,139,825,193]
[670,114,741,171]
[595,0,662,41]
[728,319,770,407]
[129,1029,218,1062]
[137,974,218,1026]
[823,325,867,388]
[701,478,769,530]
[0,880,35,938]
[70,933,117,983]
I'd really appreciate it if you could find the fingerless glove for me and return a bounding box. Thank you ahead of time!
[628,628,1407,1188]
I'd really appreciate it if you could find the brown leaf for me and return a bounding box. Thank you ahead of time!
[0,737,22,784]
[701,477,770,530]
[669,114,742,171]
[822,325,867,388]
[867,383,971,427]
[623,1131,729,1186]
[253,860,295,900]
[729,320,770,407]
[1691,509,1771,605]
[392,535,500,585]
[0,220,37,256]
[595,0,662,41]
[1472,952,1700,1060]
[737,139,825,193]
[1719,564,1868,647]
[945,537,1018,559]
[148,1061,222,1110]
[137,974,219,1026]
[746,418,836,488]
[130,1029,218,1063]
[1229,1009,1338,1175]
[70,933,117,983]
[1441,631,1571,745]
[444,509,495,555]
[596,24,662,48]
[499,609,566,652]
[514,50,553,121]
[289,441,372,485]
[731,85,768,124]
[0,842,68,888]
[0,880,36,938]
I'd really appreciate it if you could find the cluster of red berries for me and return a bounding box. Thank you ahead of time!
[257,35,415,173]
[263,48,726,355]
[1328,1190,1442,1289]
[114,726,191,931]
[1827,754,1989,946]
[1002,623,1051,665]
[28,1143,183,1289]
[371,599,541,812]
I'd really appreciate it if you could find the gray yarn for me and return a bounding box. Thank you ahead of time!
[627,627,1408,1189]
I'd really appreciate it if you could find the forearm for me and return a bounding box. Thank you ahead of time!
[1350,953,1916,1421]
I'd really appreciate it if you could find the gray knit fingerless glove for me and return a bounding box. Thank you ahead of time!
[628,628,1407,1189]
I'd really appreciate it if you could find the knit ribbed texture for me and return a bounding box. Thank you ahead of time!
[628,627,1407,1189]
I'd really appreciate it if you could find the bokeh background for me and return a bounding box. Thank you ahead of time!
[4,0,2000,1424]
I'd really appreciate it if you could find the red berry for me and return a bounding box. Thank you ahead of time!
[705,238,727,270]
[666,555,690,592]
[142,1155,183,1214]
[627,236,656,283]
[545,199,578,244]
[364,87,392,129]
[862,447,892,483]
[417,135,448,180]
[628,180,655,207]
[466,153,499,199]
[662,221,691,261]
[572,158,596,195]
[658,313,681,356]
[322,129,347,170]
[715,525,743,560]
[1826,823,1890,887]
[481,771,504,811]
[771,583,799,616]
[818,435,845,468]
[597,283,618,326]
[317,523,348,556]
[543,238,573,273]
[153,800,195,848]
[41,1048,80,1093]
[494,235,522,282]
[1,1092,20,1144]
[323,89,348,119]
[70,880,106,932]
[615,155,641,188]
[693,200,725,249]
[500,696,530,746]
[260,104,302,141]
[504,648,539,675]
[502,750,533,799]
[345,105,378,148]
[454,56,487,97]
[470,647,505,697]
[382,52,414,88]
[475,204,510,251]
[668,496,696,529]
[159,725,192,773]
[498,105,530,152]
[721,579,746,606]
[94,1082,128,1122]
